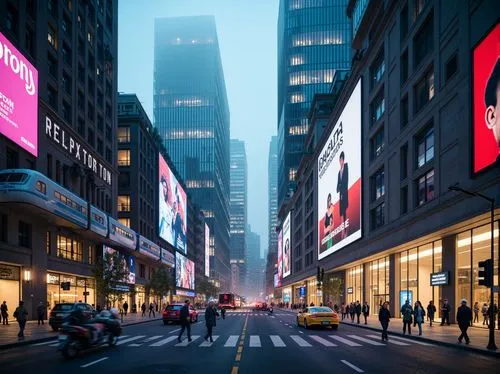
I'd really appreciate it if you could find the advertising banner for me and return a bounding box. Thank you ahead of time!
[159,153,187,253]
[175,252,195,290]
[103,246,135,284]
[160,247,175,268]
[277,229,283,287]
[273,272,279,288]
[473,22,500,173]
[282,212,291,278]
[205,223,210,277]
[317,79,362,260]
[0,32,38,157]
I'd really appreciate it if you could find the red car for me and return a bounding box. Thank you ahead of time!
[162,304,198,325]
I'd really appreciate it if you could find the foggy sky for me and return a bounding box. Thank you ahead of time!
[118,0,278,256]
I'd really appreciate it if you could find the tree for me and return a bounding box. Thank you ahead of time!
[322,276,343,306]
[92,250,130,307]
[196,278,219,300]
[146,266,172,304]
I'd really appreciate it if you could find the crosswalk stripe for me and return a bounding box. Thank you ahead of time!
[224,335,239,347]
[150,336,178,347]
[143,335,163,342]
[117,335,130,339]
[290,335,312,347]
[128,343,142,347]
[309,335,337,347]
[199,336,219,347]
[347,335,385,346]
[387,335,433,346]
[270,335,286,347]
[175,336,200,346]
[329,335,362,346]
[366,334,409,346]
[249,335,261,347]
[117,335,145,345]
[32,340,58,346]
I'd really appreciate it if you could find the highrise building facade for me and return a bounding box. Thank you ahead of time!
[230,139,247,294]
[277,0,352,208]
[153,16,231,289]
[265,136,279,298]
[246,226,262,298]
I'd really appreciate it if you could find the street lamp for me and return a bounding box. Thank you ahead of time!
[448,184,497,350]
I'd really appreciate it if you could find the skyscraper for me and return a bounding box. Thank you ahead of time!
[230,139,247,294]
[268,136,278,255]
[154,16,231,289]
[277,0,352,208]
[246,226,262,298]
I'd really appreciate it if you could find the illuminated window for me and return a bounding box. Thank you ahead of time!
[289,70,335,86]
[166,129,214,139]
[57,234,83,262]
[291,31,343,47]
[117,127,130,143]
[118,218,130,228]
[416,169,435,206]
[289,54,304,66]
[186,180,215,188]
[117,150,130,166]
[48,26,57,49]
[88,245,95,265]
[289,124,308,135]
[289,92,305,104]
[117,195,130,212]
[46,231,51,254]
[289,168,297,181]
[202,210,214,218]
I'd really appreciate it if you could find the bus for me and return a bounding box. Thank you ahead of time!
[218,293,241,309]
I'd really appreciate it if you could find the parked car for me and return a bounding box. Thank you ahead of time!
[49,302,96,331]
[162,304,198,325]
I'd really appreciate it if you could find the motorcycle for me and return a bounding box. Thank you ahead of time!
[58,309,122,359]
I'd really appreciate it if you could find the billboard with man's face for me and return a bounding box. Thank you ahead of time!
[175,252,195,290]
[282,212,291,278]
[317,79,362,260]
[473,22,500,173]
[159,153,187,253]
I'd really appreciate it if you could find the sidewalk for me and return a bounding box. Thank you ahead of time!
[0,312,162,350]
[340,315,500,357]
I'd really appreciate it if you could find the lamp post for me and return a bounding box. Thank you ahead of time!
[449,185,497,350]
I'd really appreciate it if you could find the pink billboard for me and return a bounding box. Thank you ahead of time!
[0,32,38,156]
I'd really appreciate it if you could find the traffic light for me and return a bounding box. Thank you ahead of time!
[478,259,493,287]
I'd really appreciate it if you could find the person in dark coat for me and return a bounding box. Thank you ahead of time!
[336,151,349,238]
[1,301,8,325]
[354,301,362,324]
[427,300,436,327]
[177,300,192,342]
[378,301,391,341]
[400,300,413,335]
[440,299,451,326]
[204,301,218,342]
[456,299,473,344]
[362,301,370,325]
[123,301,128,316]
[36,302,45,325]
[141,303,146,317]
[13,301,28,338]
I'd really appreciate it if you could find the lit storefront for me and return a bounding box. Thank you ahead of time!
[135,284,146,310]
[366,257,390,313]
[345,265,363,305]
[0,264,20,320]
[47,272,95,309]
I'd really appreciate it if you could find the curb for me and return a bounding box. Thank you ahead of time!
[0,318,163,351]
[340,321,500,358]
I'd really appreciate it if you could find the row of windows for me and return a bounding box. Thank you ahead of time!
[288,69,335,86]
[291,30,346,47]
[54,191,87,215]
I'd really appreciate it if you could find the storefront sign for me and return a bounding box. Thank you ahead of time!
[299,286,306,298]
[60,274,76,285]
[176,289,195,297]
[45,114,112,185]
[47,273,59,284]
[160,247,175,267]
[347,287,353,294]
[0,265,19,280]
[111,284,130,292]
[430,271,449,286]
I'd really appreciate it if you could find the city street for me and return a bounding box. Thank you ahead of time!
[0,308,498,374]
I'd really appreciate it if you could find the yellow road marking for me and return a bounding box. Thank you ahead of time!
[231,314,248,372]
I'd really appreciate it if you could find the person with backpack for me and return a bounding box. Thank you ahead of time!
[400,300,413,335]
[13,301,28,338]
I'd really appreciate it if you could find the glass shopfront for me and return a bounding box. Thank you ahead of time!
[47,272,95,309]
[399,240,442,320]
[346,265,363,304]
[367,257,390,314]
[135,284,146,311]
[306,279,322,306]
[0,264,20,321]
[456,221,499,328]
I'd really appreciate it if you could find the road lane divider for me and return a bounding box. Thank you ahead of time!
[231,313,249,374]
[80,357,109,368]
[340,359,364,373]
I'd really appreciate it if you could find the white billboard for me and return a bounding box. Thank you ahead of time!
[204,223,210,277]
[282,212,291,278]
[317,79,362,260]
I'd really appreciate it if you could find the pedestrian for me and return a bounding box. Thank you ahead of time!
[341,303,346,320]
[481,303,489,326]
[457,299,472,345]
[378,301,391,341]
[310,302,315,307]
[413,301,425,336]
[355,301,362,324]
[427,300,436,327]
[400,300,413,335]
[123,301,128,316]
[221,306,226,319]
[204,301,218,342]
[487,303,498,326]
[362,301,370,325]
[473,302,480,324]
[37,302,45,325]
[350,302,355,322]
[13,301,28,338]
[177,300,192,343]
[141,302,146,317]
[440,299,451,326]
[132,303,137,313]
[1,301,8,325]
[149,302,155,318]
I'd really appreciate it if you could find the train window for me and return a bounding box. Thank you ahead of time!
[36,181,47,194]
[0,173,27,183]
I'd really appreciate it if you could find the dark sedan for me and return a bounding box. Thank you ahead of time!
[48,302,95,331]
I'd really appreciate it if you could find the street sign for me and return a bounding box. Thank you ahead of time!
[430,271,449,286]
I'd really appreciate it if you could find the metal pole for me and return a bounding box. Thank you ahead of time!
[84,278,87,304]
[487,200,497,350]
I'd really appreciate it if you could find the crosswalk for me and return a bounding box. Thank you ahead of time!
[88,333,431,349]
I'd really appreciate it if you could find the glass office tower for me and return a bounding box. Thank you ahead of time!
[277,0,352,207]
[154,16,231,289]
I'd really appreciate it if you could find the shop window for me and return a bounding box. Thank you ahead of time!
[118,150,130,166]
[346,265,364,304]
[18,221,32,248]
[57,234,83,262]
[368,257,390,314]
[416,169,435,206]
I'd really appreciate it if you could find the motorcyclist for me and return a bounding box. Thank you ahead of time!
[64,308,99,344]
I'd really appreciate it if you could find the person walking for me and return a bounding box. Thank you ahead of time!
[378,301,391,342]
[221,307,226,320]
[344,303,349,321]
[427,300,436,327]
[36,302,45,325]
[362,301,370,325]
[149,302,155,318]
[472,302,480,325]
[177,300,192,343]
[1,301,8,325]
[350,302,355,322]
[204,301,218,342]
[355,301,362,324]
[457,299,472,344]
[13,301,28,338]
[440,299,451,326]
[481,303,489,326]
[487,303,498,327]
[413,301,425,336]
[400,300,413,335]
[341,303,346,320]
[141,302,146,317]
[123,301,128,316]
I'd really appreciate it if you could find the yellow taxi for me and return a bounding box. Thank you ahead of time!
[296,306,340,330]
